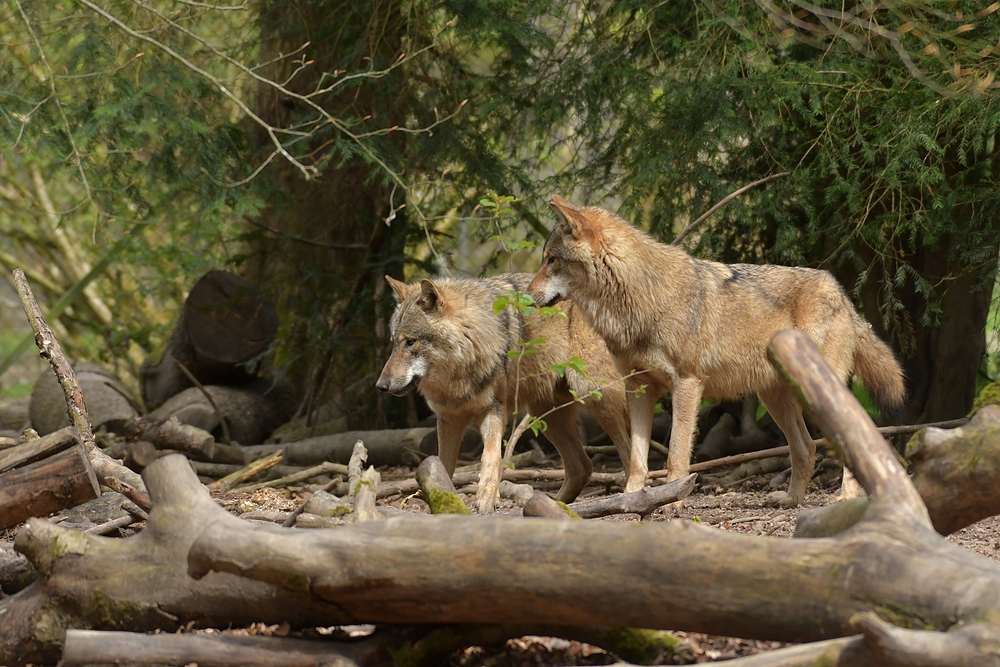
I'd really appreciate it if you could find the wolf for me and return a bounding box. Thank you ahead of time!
[375,273,635,514]
[527,195,905,507]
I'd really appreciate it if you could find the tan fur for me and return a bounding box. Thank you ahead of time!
[528,195,905,507]
[376,273,634,514]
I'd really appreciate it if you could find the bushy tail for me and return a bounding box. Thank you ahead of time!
[853,323,905,419]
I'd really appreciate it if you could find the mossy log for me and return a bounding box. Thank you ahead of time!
[184,331,1000,666]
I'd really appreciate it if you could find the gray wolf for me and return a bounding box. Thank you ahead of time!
[375,273,635,513]
[527,195,904,507]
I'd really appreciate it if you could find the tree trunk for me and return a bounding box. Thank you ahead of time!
[858,240,997,424]
[246,1,412,428]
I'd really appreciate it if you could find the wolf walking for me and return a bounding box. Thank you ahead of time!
[528,196,904,507]
[376,273,634,513]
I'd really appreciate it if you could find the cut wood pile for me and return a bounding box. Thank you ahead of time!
[7,269,1000,666]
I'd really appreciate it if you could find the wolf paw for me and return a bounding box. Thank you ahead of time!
[764,491,802,509]
[474,492,498,515]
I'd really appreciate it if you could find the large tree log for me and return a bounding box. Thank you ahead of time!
[243,427,434,468]
[60,629,395,667]
[148,380,298,447]
[0,445,100,530]
[29,363,140,436]
[0,455,347,666]
[140,271,282,410]
[186,330,1000,666]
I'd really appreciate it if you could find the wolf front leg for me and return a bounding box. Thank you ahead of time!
[666,377,703,484]
[436,414,474,476]
[625,378,658,493]
[474,405,507,514]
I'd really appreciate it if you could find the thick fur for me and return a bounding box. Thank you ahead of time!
[528,195,905,507]
[376,273,634,514]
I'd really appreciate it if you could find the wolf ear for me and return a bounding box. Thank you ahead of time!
[385,275,412,302]
[550,195,591,239]
[417,279,445,312]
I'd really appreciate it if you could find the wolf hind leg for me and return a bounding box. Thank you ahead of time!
[533,398,592,503]
[760,385,815,508]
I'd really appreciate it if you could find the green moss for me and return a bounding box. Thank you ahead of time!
[389,627,461,667]
[85,589,146,627]
[872,602,952,631]
[423,488,470,515]
[554,500,582,519]
[598,627,682,664]
[970,381,1000,416]
[814,649,838,667]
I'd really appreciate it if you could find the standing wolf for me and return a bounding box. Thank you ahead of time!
[528,195,904,507]
[376,273,634,514]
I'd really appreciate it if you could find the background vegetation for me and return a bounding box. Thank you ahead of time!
[2,0,999,428]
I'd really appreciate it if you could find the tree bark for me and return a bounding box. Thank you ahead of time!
[0,445,100,530]
[858,240,997,424]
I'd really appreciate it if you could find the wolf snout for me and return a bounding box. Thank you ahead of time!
[375,377,391,392]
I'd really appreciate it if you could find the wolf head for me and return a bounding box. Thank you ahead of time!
[375,276,448,396]
[528,195,608,307]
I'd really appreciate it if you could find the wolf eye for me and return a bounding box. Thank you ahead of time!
[404,338,416,348]
[547,256,555,266]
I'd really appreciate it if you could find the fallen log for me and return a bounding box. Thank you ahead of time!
[796,407,1000,538]
[0,426,78,474]
[0,454,349,666]
[566,473,696,519]
[125,416,215,459]
[29,363,140,437]
[60,629,396,667]
[148,380,297,447]
[185,330,1000,666]
[0,445,100,530]
[242,427,434,468]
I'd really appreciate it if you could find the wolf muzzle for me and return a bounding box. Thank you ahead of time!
[375,375,420,396]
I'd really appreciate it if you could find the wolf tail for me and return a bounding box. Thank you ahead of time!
[853,322,905,419]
